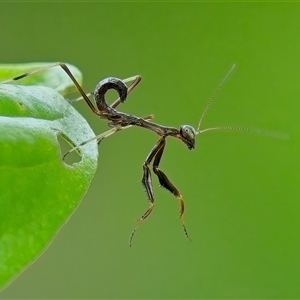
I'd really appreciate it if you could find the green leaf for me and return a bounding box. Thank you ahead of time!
[0,64,98,289]
[0,62,82,94]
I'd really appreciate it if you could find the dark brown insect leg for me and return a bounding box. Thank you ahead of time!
[152,139,191,241]
[129,137,165,247]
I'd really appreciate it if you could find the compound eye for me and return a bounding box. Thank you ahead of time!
[180,125,196,140]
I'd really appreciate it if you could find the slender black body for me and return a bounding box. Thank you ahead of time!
[93,76,195,245]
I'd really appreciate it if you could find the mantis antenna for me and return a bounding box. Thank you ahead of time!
[195,64,288,140]
[196,64,236,134]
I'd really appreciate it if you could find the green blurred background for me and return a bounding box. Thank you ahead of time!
[1,2,300,298]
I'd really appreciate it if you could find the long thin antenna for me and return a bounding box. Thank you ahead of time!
[196,64,236,133]
[198,126,289,140]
